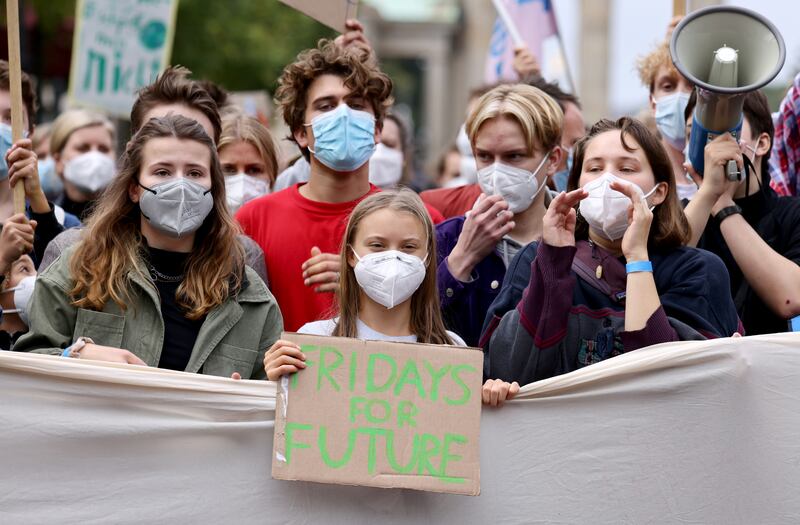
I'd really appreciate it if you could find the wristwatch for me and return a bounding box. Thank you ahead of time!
[61,337,95,358]
[714,205,742,224]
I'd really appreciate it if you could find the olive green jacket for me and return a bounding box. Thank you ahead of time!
[14,246,283,379]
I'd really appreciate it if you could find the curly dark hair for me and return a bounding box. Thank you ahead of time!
[275,39,393,154]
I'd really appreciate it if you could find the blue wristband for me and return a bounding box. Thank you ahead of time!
[61,346,72,357]
[625,260,653,274]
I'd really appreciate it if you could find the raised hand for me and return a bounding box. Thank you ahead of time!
[7,138,49,213]
[609,180,652,262]
[542,189,587,247]
[447,194,514,281]
[512,45,540,79]
[0,213,36,274]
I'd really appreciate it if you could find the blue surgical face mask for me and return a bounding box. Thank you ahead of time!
[552,146,574,192]
[654,92,690,151]
[306,104,376,172]
[37,157,63,200]
[0,123,13,181]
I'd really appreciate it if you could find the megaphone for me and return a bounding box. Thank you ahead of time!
[670,6,785,179]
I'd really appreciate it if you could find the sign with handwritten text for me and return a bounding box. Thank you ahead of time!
[68,0,178,117]
[272,333,482,496]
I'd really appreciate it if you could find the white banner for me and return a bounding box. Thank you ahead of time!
[2,334,800,524]
[68,0,179,117]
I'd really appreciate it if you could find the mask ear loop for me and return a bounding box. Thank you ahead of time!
[529,149,555,202]
[641,183,661,211]
[741,153,761,199]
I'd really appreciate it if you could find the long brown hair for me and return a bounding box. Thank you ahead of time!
[69,115,245,320]
[332,189,453,345]
[567,117,691,250]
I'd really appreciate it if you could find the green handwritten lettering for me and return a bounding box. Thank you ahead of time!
[356,427,390,474]
[349,396,367,423]
[439,433,467,484]
[283,422,312,464]
[444,364,477,406]
[317,346,343,392]
[424,361,451,402]
[385,429,416,474]
[366,353,397,394]
[394,359,426,399]
[396,400,418,428]
[291,345,318,389]
[348,351,357,392]
[416,433,442,476]
[318,425,356,468]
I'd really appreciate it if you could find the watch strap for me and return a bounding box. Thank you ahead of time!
[714,204,742,223]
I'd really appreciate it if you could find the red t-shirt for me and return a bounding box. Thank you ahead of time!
[236,184,443,332]
[236,183,379,331]
[420,184,482,219]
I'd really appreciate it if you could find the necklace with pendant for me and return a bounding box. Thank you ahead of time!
[589,240,614,280]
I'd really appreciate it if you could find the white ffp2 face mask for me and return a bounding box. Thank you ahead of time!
[1,275,36,326]
[579,172,658,240]
[63,151,116,194]
[368,143,404,189]
[477,152,551,214]
[352,249,427,309]
[224,173,269,214]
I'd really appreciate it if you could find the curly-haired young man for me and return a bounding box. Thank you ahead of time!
[236,38,396,331]
[637,40,696,201]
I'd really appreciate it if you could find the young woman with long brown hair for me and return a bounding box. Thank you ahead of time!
[15,115,283,379]
[481,117,741,404]
[263,189,466,377]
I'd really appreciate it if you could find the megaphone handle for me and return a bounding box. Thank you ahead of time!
[725,159,741,181]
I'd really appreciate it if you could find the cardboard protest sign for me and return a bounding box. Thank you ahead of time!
[68,0,178,117]
[272,333,482,496]
[278,0,358,32]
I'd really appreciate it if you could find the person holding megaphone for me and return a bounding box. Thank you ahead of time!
[682,90,800,335]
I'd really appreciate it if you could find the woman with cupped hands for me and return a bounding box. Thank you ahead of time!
[481,117,741,398]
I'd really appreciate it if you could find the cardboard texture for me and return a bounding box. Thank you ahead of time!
[272,333,482,496]
[278,0,357,32]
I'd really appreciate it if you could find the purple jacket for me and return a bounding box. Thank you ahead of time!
[435,216,509,347]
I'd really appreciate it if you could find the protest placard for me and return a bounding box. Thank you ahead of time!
[68,0,178,117]
[278,0,357,32]
[272,333,482,496]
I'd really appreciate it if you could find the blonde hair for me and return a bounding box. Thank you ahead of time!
[332,189,454,345]
[218,115,279,188]
[31,122,52,152]
[636,41,679,93]
[69,114,245,320]
[50,109,115,156]
[466,83,563,154]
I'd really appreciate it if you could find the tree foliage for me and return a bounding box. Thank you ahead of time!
[171,0,335,93]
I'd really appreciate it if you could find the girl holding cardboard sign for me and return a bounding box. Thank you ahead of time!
[264,190,521,406]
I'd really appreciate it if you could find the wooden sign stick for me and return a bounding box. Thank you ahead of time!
[6,0,26,214]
